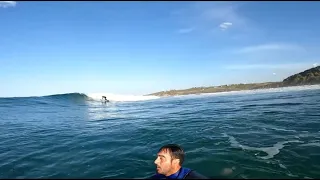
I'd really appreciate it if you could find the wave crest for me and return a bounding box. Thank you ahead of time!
[87,93,159,102]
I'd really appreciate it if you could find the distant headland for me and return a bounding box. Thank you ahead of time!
[147,66,320,97]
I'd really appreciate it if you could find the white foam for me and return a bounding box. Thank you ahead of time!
[239,174,248,179]
[279,163,287,169]
[297,132,318,138]
[270,127,297,132]
[300,142,320,147]
[304,176,313,179]
[86,93,160,102]
[222,133,304,160]
[287,173,299,178]
[214,142,223,145]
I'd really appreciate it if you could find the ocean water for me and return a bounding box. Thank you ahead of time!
[0,85,320,179]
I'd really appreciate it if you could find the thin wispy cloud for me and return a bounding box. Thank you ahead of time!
[172,2,249,34]
[0,1,16,8]
[235,43,304,54]
[198,2,248,30]
[225,63,313,70]
[219,22,232,30]
[313,63,318,67]
[177,28,194,34]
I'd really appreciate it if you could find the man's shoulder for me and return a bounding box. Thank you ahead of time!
[147,168,209,179]
[185,170,209,179]
[148,174,165,179]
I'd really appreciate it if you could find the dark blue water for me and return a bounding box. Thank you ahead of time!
[0,86,320,179]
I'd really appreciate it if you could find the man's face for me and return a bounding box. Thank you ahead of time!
[154,149,175,176]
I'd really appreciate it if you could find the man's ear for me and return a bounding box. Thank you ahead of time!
[172,158,180,166]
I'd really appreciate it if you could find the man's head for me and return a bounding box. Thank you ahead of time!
[154,144,185,176]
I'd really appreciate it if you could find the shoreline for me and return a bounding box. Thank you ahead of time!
[147,66,320,97]
[147,82,320,97]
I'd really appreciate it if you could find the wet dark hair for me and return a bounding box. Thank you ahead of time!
[158,144,185,166]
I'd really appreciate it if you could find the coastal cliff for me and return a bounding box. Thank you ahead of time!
[148,66,320,97]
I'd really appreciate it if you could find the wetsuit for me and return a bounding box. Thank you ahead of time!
[149,167,208,179]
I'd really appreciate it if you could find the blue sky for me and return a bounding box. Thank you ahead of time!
[1,1,319,97]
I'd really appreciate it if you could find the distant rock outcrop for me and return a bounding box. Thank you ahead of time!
[282,66,320,86]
